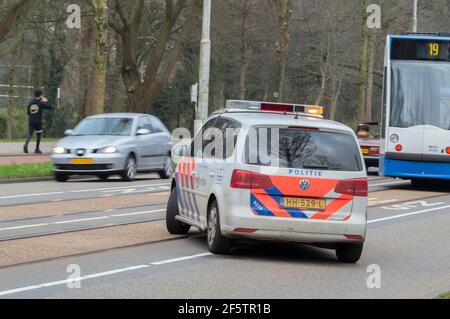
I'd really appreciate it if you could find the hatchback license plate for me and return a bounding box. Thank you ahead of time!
[283,197,326,211]
[70,158,94,165]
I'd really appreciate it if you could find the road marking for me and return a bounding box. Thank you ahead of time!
[368,180,410,188]
[0,223,48,232]
[0,209,166,232]
[0,183,171,201]
[369,204,450,224]
[150,253,212,265]
[0,253,212,297]
[0,192,64,200]
[368,199,397,207]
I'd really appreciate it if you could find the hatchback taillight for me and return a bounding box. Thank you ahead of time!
[335,179,368,197]
[230,170,274,189]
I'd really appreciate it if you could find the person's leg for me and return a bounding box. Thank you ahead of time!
[34,123,43,154]
[23,123,34,154]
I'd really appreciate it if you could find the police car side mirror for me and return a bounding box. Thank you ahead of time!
[136,128,151,136]
[64,129,74,136]
[173,144,188,157]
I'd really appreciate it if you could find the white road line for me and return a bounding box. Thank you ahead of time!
[0,253,212,297]
[368,204,450,224]
[69,183,171,194]
[112,209,165,217]
[150,253,213,265]
[0,192,64,200]
[0,223,48,232]
[0,209,166,232]
[54,216,110,225]
[369,180,410,188]
[368,199,397,206]
[0,183,171,201]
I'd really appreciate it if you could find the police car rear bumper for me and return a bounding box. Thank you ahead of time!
[221,211,366,244]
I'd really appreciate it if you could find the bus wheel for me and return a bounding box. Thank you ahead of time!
[411,179,429,188]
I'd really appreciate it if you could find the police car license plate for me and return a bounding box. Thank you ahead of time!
[361,147,370,155]
[283,197,326,211]
[70,158,94,165]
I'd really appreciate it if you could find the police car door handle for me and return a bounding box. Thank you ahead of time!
[209,172,215,177]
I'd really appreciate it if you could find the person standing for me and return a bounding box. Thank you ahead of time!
[24,90,52,154]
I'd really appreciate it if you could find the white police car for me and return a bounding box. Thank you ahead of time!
[166,100,368,263]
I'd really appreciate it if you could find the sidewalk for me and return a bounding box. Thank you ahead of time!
[0,142,55,156]
[0,155,51,165]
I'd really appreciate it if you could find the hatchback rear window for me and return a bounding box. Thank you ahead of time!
[246,127,363,172]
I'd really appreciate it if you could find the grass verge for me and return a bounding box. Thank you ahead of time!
[440,292,450,299]
[0,162,53,180]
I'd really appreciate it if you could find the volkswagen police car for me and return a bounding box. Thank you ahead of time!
[166,100,368,263]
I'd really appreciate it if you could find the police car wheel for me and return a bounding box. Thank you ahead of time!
[166,188,191,235]
[159,156,174,179]
[121,156,136,182]
[54,173,69,182]
[336,243,364,263]
[207,201,232,255]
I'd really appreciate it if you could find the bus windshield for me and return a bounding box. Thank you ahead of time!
[390,61,450,130]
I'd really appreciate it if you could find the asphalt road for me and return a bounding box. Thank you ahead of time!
[0,175,449,298]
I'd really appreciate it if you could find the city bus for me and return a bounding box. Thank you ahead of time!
[380,33,450,185]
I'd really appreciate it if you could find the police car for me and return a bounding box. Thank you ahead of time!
[166,100,368,263]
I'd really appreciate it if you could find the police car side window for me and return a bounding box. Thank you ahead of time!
[189,118,217,157]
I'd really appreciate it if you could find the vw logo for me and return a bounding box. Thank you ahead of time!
[300,180,311,191]
[76,149,86,156]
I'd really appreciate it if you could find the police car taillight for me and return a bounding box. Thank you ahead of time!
[226,100,324,116]
[335,179,368,197]
[230,170,274,189]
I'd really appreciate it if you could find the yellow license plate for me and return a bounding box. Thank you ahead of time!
[283,197,326,211]
[70,158,94,165]
[361,148,370,155]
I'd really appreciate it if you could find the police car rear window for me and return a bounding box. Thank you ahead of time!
[246,128,363,172]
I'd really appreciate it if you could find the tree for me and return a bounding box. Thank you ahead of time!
[108,0,200,114]
[270,0,293,102]
[86,0,108,115]
[0,0,32,42]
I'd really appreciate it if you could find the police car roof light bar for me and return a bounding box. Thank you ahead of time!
[225,100,324,117]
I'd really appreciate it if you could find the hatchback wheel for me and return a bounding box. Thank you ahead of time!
[336,243,364,263]
[54,172,69,183]
[207,200,232,254]
[159,156,174,179]
[121,156,136,182]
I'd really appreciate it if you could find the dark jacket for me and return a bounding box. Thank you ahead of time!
[27,98,52,123]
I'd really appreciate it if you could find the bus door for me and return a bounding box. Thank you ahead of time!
[422,87,450,162]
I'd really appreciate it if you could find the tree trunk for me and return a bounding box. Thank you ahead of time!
[86,0,108,115]
[239,1,249,100]
[270,0,292,102]
[357,0,369,125]
[6,60,17,140]
[365,30,375,122]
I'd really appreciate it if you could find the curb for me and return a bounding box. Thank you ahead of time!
[0,176,54,185]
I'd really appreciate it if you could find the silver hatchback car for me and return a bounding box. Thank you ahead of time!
[51,113,173,182]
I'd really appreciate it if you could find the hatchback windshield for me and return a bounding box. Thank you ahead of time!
[391,61,450,130]
[73,118,133,136]
[246,128,362,172]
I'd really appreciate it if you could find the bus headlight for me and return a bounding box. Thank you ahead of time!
[390,134,399,143]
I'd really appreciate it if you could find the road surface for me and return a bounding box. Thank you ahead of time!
[0,174,449,298]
